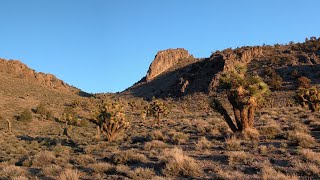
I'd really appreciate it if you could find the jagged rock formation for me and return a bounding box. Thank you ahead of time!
[0,58,79,94]
[146,48,192,81]
[122,38,320,100]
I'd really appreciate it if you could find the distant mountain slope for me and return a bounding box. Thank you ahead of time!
[0,58,90,118]
[0,58,82,94]
[122,37,320,101]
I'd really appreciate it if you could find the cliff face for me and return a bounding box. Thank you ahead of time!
[146,48,191,81]
[123,38,320,99]
[0,59,79,94]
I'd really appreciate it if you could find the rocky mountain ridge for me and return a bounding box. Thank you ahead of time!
[0,58,81,95]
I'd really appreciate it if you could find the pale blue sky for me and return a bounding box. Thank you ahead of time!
[0,0,319,93]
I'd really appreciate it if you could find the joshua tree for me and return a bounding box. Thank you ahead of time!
[212,65,269,132]
[92,101,130,141]
[145,100,169,124]
[296,86,320,112]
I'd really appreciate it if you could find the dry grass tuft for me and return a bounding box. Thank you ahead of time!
[88,162,114,174]
[243,128,260,141]
[74,154,96,166]
[227,151,252,165]
[150,130,165,141]
[259,121,282,139]
[287,131,316,148]
[168,131,189,145]
[160,147,203,178]
[195,137,212,150]
[32,150,56,167]
[144,140,168,150]
[292,159,320,176]
[129,167,156,179]
[299,149,320,165]
[58,168,80,180]
[112,150,148,164]
[42,164,62,177]
[0,165,26,179]
[225,136,241,151]
[261,164,298,180]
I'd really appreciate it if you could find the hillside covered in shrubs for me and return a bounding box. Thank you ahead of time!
[0,38,320,179]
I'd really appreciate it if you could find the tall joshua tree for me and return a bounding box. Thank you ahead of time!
[213,65,269,132]
[91,101,130,141]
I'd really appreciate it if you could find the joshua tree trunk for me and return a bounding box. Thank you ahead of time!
[248,105,256,128]
[211,98,238,132]
[233,108,242,131]
[95,126,101,140]
[240,107,249,130]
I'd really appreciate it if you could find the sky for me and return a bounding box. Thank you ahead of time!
[0,0,319,93]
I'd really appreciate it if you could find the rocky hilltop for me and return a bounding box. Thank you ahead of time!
[0,58,81,94]
[146,48,192,81]
[123,37,320,101]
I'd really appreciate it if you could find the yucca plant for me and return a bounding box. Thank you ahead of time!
[145,100,169,124]
[92,101,130,141]
[213,65,269,132]
[296,86,320,112]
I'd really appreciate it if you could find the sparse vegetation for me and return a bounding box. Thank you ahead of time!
[17,109,33,122]
[145,100,169,124]
[0,38,320,179]
[296,86,320,112]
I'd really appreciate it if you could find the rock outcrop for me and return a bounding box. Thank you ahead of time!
[0,58,79,94]
[146,48,191,81]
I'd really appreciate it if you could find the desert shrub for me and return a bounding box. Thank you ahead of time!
[144,140,167,151]
[259,121,282,139]
[296,86,320,112]
[225,136,241,151]
[214,65,269,132]
[261,164,298,180]
[58,169,80,180]
[32,151,56,167]
[195,137,212,150]
[129,167,156,179]
[298,149,320,165]
[61,106,79,125]
[0,165,26,179]
[111,150,147,165]
[167,131,189,145]
[42,164,63,177]
[35,103,53,120]
[270,72,283,90]
[242,128,260,141]
[144,100,169,124]
[160,147,203,178]
[92,101,130,141]
[88,162,114,174]
[287,131,316,148]
[288,122,310,133]
[150,130,165,141]
[297,76,311,88]
[227,151,252,165]
[74,154,96,166]
[292,159,320,176]
[17,109,32,122]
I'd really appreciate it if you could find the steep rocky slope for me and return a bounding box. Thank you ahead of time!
[122,38,320,102]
